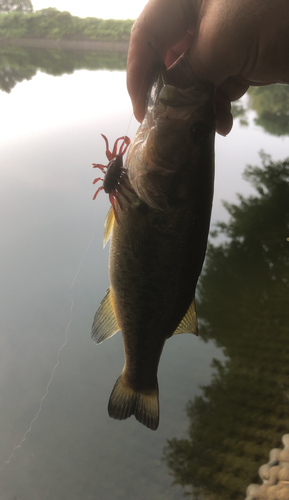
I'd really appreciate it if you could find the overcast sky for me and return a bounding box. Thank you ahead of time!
[32,0,148,19]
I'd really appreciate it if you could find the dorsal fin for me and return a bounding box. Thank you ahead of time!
[91,288,120,344]
[103,206,115,248]
[173,298,198,336]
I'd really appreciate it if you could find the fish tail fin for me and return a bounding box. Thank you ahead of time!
[108,374,159,431]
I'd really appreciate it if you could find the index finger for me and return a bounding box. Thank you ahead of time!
[127,0,200,122]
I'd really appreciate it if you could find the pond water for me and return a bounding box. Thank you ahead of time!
[0,48,289,500]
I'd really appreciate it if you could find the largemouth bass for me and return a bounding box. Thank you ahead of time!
[92,72,215,431]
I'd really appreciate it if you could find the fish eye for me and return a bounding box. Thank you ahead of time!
[190,121,211,141]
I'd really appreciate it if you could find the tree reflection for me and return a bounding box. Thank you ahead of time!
[0,45,127,92]
[163,153,289,500]
[233,85,289,136]
[249,86,289,136]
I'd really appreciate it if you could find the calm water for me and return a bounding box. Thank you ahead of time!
[0,48,288,500]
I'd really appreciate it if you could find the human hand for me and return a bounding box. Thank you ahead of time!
[127,0,289,135]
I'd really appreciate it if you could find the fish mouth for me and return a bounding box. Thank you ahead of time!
[159,83,214,106]
[155,82,215,122]
[126,70,216,211]
[144,70,215,129]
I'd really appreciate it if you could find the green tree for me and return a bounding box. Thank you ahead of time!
[0,0,33,13]
[0,8,133,41]
[163,153,289,500]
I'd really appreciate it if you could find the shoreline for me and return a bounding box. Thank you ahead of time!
[0,37,129,51]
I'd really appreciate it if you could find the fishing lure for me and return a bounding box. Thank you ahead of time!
[92,134,132,223]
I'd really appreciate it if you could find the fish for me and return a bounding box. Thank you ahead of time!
[91,71,215,431]
[127,71,215,211]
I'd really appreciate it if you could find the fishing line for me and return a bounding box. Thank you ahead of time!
[123,44,154,140]
[0,202,99,471]
[1,46,155,471]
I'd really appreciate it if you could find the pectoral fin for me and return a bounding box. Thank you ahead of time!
[91,288,120,344]
[103,206,115,248]
[173,298,198,336]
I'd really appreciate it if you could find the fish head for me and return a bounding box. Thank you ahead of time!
[127,72,215,210]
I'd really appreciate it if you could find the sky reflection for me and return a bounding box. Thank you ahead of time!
[0,63,289,499]
[0,66,223,499]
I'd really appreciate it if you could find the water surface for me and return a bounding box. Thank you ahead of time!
[0,47,288,500]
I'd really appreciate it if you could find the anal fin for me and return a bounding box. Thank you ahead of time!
[91,288,120,344]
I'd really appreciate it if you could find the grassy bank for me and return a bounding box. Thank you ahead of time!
[0,8,134,42]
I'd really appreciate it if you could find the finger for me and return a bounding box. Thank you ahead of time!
[217,76,250,103]
[215,91,233,136]
[127,0,200,122]
[127,27,162,123]
[165,33,194,68]
[166,49,205,89]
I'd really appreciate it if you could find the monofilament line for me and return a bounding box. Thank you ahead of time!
[123,45,153,140]
[1,47,156,470]
[0,203,99,471]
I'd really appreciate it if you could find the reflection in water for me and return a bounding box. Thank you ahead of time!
[232,84,289,136]
[0,61,222,500]
[2,43,289,142]
[249,85,289,136]
[0,45,127,93]
[163,153,289,500]
[1,45,289,499]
